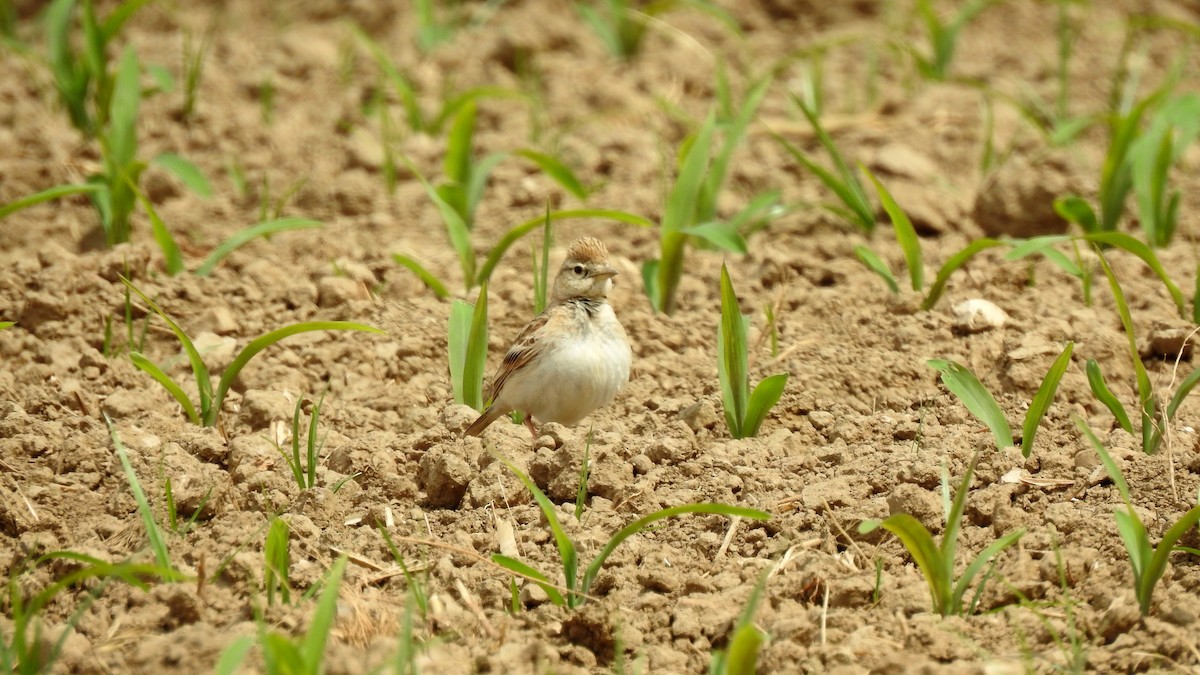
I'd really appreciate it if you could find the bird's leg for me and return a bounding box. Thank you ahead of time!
[523,415,539,439]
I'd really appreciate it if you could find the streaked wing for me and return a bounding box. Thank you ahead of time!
[489,311,552,400]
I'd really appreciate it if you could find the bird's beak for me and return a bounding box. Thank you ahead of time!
[590,264,619,279]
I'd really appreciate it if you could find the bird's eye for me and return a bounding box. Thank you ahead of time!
[573,265,585,275]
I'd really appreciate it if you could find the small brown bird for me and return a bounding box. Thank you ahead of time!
[465,238,633,438]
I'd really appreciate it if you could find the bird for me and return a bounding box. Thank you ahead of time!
[465,237,632,438]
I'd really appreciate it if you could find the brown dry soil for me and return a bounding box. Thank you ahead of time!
[4,1,1200,673]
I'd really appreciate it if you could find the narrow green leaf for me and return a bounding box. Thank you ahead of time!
[1165,367,1200,422]
[1004,235,1072,261]
[494,455,578,602]
[580,503,770,597]
[724,624,766,675]
[1086,359,1133,433]
[444,100,476,187]
[121,278,213,418]
[491,554,566,606]
[855,245,899,294]
[124,172,184,275]
[302,556,347,668]
[743,373,788,438]
[0,183,102,219]
[448,299,473,406]
[105,414,177,576]
[402,156,475,290]
[100,0,154,40]
[861,513,948,614]
[464,151,509,227]
[195,217,322,277]
[1084,231,1184,316]
[862,164,923,291]
[515,149,589,199]
[209,322,384,427]
[950,527,1025,611]
[214,636,256,675]
[129,352,200,424]
[922,238,1005,310]
[658,115,716,314]
[392,253,450,299]
[641,259,660,311]
[685,221,747,254]
[928,359,1013,449]
[718,264,749,437]
[1094,248,1158,453]
[463,283,489,412]
[1139,504,1200,615]
[108,47,141,170]
[1073,415,1133,505]
[1020,342,1074,458]
[151,152,212,198]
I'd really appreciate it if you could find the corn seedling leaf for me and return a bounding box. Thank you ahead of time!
[580,503,770,598]
[495,455,579,602]
[854,245,899,294]
[0,183,103,219]
[124,172,185,275]
[301,555,347,669]
[107,47,140,171]
[213,635,255,675]
[515,149,590,199]
[862,164,923,291]
[922,238,1005,310]
[195,217,323,277]
[121,277,214,418]
[718,264,749,436]
[0,321,13,331]
[1140,504,1200,615]
[928,359,1013,449]
[860,514,947,613]
[402,155,475,290]
[491,554,566,606]
[129,352,200,424]
[462,283,489,412]
[476,209,653,287]
[393,253,450,299]
[464,151,509,228]
[1053,196,1099,233]
[1020,342,1074,457]
[1086,359,1133,433]
[685,221,747,253]
[723,624,765,675]
[1094,249,1158,453]
[209,321,383,427]
[105,414,178,577]
[743,373,788,438]
[1165,366,1200,422]
[658,114,716,314]
[951,527,1025,611]
[151,152,212,198]
[1084,231,1184,316]
[781,94,873,232]
[448,299,473,406]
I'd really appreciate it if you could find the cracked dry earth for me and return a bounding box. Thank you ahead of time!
[3,0,1200,673]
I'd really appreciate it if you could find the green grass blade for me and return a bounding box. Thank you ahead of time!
[641,259,660,310]
[0,184,102,219]
[151,152,212,197]
[392,253,450,300]
[403,156,474,290]
[1094,248,1157,453]
[718,264,749,437]
[214,635,255,675]
[1053,196,1099,233]
[302,556,347,670]
[108,47,141,170]
[491,554,566,606]
[448,299,472,406]
[1165,367,1200,422]
[495,455,579,601]
[515,149,589,199]
[105,414,176,576]
[463,283,489,412]
[208,322,383,427]
[658,114,716,314]
[476,209,653,287]
[1020,342,1074,458]
[1084,232,1184,316]
[939,455,978,593]
[350,25,424,130]
[533,206,552,314]
[859,514,948,614]
[927,359,1013,449]
[0,322,13,331]
[1073,415,1133,504]
[789,95,873,231]
[121,277,213,418]
[306,389,326,489]
[1139,504,1200,615]
[684,221,747,254]
[723,624,765,675]
[124,172,184,275]
[195,217,323,276]
[100,0,153,40]
[922,238,1005,310]
[700,70,773,224]
[951,528,1025,613]
[854,245,899,294]
[581,504,770,597]
[862,164,923,291]
[1113,509,1149,584]
[1086,359,1133,433]
[129,352,200,424]
[465,151,509,227]
[742,373,788,438]
[444,100,476,188]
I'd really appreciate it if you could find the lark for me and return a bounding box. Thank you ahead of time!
[465,237,632,438]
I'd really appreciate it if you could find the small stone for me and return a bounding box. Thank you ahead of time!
[334,259,377,285]
[520,583,549,608]
[677,399,719,432]
[873,143,939,181]
[954,299,1008,334]
[101,388,149,419]
[808,410,835,431]
[418,445,473,508]
[238,390,296,430]
[197,306,238,335]
[887,483,942,532]
[1147,322,1196,359]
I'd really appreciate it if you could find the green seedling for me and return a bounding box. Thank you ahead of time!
[532,206,553,314]
[491,455,770,608]
[911,0,997,81]
[859,453,1025,616]
[2,551,176,675]
[1006,543,1089,674]
[120,277,382,427]
[106,414,180,576]
[215,556,348,675]
[856,164,923,293]
[718,264,788,439]
[447,283,489,411]
[1075,417,1200,615]
[274,389,330,490]
[577,0,736,61]
[180,26,211,123]
[161,476,210,536]
[264,517,292,607]
[775,95,874,234]
[413,0,508,53]
[1095,250,1158,454]
[709,567,770,675]
[378,526,430,625]
[575,427,593,521]
[1130,93,1200,247]
[0,321,13,331]
[928,342,1073,457]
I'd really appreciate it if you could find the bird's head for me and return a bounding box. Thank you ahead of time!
[552,237,618,301]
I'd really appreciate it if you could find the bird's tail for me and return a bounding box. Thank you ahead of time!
[464,406,505,437]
